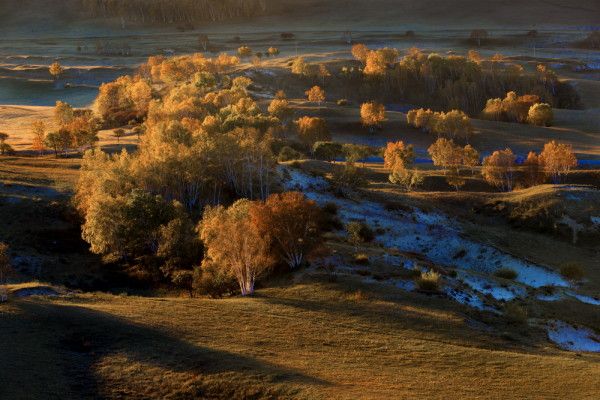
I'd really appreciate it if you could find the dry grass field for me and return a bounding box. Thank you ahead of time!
[2,280,600,400]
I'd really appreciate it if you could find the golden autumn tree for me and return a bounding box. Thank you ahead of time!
[428,138,468,191]
[250,192,321,270]
[49,61,64,80]
[384,141,422,191]
[482,148,516,191]
[305,86,326,105]
[351,43,369,64]
[31,120,46,156]
[539,140,577,183]
[360,102,386,133]
[200,199,273,296]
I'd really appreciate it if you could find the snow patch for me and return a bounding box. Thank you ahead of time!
[547,321,600,352]
[458,271,526,301]
[567,292,600,306]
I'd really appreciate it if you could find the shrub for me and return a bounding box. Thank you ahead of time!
[337,99,349,106]
[346,221,375,246]
[504,303,528,325]
[192,263,237,298]
[353,253,370,265]
[495,268,518,280]
[416,270,441,292]
[560,263,584,281]
[527,103,553,126]
[277,146,304,162]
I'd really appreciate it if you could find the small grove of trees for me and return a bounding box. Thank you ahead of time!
[539,140,578,183]
[480,141,578,190]
[305,86,326,105]
[360,102,386,133]
[340,47,579,115]
[45,101,100,157]
[428,138,479,191]
[199,192,322,295]
[407,108,473,141]
[482,91,552,126]
[94,75,152,127]
[351,44,399,76]
[384,141,422,191]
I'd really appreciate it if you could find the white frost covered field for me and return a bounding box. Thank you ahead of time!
[283,167,600,352]
[547,321,600,352]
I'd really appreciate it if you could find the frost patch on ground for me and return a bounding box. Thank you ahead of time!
[547,321,600,352]
[12,286,60,298]
[458,271,526,301]
[537,293,562,302]
[444,287,490,311]
[567,292,600,306]
[282,168,567,289]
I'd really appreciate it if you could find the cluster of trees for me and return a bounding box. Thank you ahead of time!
[482,91,553,126]
[79,0,267,24]
[199,192,321,295]
[76,53,330,295]
[407,108,473,141]
[481,141,577,191]
[338,45,579,115]
[33,101,100,157]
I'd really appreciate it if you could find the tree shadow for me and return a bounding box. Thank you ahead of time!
[11,300,329,399]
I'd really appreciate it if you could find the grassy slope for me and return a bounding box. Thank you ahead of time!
[1,281,600,399]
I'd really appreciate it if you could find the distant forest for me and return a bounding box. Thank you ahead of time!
[79,0,268,24]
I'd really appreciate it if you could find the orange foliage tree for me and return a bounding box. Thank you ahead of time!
[200,199,273,296]
[482,148,516,191]
[539,140,577,183]
[250,192,322,269]
[360,102,386,133]
[305,86,326,105]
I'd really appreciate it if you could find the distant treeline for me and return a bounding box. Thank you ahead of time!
[79,0,268,23]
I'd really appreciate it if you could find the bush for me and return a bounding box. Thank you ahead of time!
[560,263,584,281]
[277,146,304,162]
[193,263,237,298]
[337,99,349,106]
[416,270,441,292]
[353,253,370,265]
[346,221,375,246]
[504,303,528,325]
[495,268,518,280]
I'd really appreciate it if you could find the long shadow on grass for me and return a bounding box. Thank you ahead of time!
[258,281,536,352]
[12,300,329,399]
